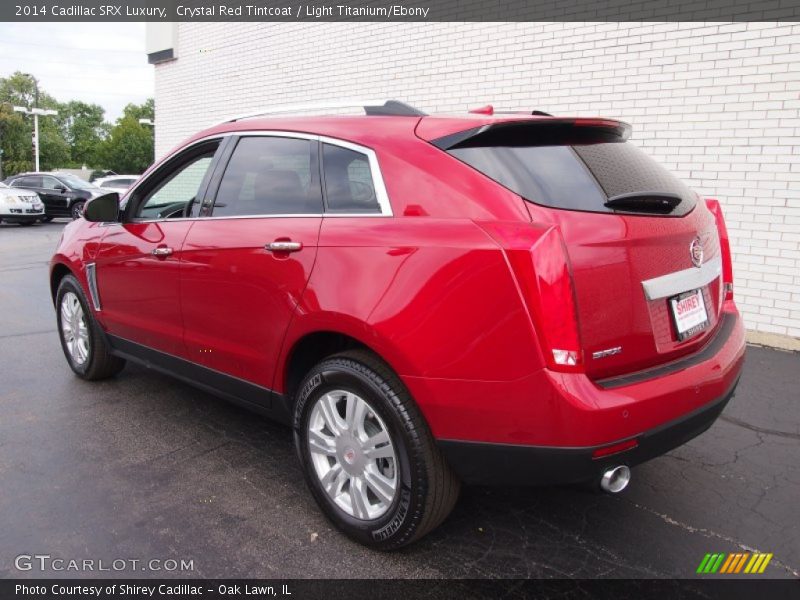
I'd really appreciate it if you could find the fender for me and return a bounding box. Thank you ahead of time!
[276,217,546,395]
[49,221,108,309]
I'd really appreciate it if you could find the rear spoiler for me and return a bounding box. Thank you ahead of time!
[431,118,632,150]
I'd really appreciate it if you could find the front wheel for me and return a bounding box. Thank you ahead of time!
[56,274,125,380]
[40,215,54,223]
[294,350,460,550]
[70,201,85,220]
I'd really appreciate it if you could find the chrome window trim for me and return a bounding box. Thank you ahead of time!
[318,134,392,217]
[85,263,101,311]
[122,130,393,224]
[641,255,722,301]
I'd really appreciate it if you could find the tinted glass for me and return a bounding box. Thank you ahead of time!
[322,144,380,213]
[57,174,98,190]
[16,176,42,188]
[213,137,320,217]
[449,142,696,215]
[573,143,694,202]
[450,145,605,211]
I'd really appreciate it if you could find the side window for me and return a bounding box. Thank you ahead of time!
[135,151,216,220]
[42,177,63,190]
[212,136,320,217]
[17,176,42,188]
[322,144,380,213]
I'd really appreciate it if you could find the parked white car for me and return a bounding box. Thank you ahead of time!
[93,175,139,192]
[0,182,44,225]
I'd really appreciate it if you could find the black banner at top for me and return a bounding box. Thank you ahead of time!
[3,0,800,22]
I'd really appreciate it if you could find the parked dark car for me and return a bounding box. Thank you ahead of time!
[3,172,110,220]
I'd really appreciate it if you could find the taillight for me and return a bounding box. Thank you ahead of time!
[705,199,734,301]
[479,222,583,372]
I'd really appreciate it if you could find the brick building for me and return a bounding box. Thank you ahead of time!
[147,22,800,345]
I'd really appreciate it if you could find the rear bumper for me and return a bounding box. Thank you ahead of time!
[438,375,739,485]
[407,306,745,484]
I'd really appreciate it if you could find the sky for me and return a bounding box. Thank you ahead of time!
[0,22,154,122]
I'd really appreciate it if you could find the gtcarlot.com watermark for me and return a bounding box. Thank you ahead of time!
[14,553,195,573]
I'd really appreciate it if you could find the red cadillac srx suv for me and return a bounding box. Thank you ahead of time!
[50,100,745,549]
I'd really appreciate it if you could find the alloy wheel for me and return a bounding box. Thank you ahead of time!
[307,390,398,520]
[60,292,90,365]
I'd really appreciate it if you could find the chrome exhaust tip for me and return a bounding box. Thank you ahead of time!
[600,465,631,493]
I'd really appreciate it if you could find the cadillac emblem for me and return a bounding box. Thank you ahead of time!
[690,237,703,268]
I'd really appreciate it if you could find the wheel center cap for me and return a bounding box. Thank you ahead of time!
[336,435,364,475]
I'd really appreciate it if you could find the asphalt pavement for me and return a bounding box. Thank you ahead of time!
[1,221,798,580]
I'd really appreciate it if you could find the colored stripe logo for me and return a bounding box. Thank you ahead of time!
[696,552,773,574]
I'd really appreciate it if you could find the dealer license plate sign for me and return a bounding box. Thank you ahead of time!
[670,289,709,341]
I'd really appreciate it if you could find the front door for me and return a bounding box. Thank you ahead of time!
[93,139,222,357]
[180,134,323,391]
[40,175,74,215]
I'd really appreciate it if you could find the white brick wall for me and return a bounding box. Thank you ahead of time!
[153,22,800,339]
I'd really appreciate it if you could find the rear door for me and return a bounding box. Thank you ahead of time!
[443,121,723,379]
[180,134,323,392]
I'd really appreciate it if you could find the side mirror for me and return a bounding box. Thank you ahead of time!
[57,186,68,193]
[83,192,120,222]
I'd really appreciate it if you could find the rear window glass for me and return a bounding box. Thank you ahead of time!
[448,142,695,216]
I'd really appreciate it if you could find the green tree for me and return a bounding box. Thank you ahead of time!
[58,101,108,167]
[0,71,68,174]
[97,100,154,174]
[0,103,31,177]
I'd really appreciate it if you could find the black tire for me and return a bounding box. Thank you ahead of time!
[19,221,36,226]
[70,201,85,220]
[55,274,125,380]
[294,350,460,550]
[40,216,54,223]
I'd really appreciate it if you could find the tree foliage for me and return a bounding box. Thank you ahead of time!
[97,110,154,174]
[58,101,109,167]
[0,70,154,177]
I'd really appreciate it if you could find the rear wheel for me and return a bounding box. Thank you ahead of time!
[294,350,460,549]
[70,201,85,220]
[56,274,125,380]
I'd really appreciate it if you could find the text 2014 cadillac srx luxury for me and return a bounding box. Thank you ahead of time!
[49,100,745,549]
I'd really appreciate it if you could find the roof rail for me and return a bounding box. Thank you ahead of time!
[468,104,553,117]
[216,99,425,125]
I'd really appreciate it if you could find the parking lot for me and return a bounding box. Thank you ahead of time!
[1,221,798,579]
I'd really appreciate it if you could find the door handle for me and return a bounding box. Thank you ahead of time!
[152,246,174,258]
[266,241,303,253]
